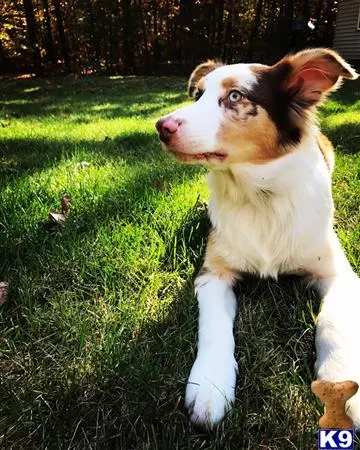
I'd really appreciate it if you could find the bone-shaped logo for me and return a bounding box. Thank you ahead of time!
[312,380,359,429]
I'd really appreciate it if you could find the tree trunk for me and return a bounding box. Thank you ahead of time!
[215,0,225,58]
[276,0,294,57]
[108,10,115,73]
[223,2,234,63]
[53,0,70,69]
[323,0,336,47]
[283,0,294,51]
[137,0,150,67]
[314,0,325,24]
[178,0,195,63]
[302,0,310,23]
[122,0,135,72]
[310,0,324,45]
[0,39,9,73]
[41,0,56,63]
[22,0,43,75]
[247,0,263,60]
[89,1,101,72]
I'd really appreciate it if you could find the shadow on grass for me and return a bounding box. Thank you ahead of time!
[327,80,360,107]
[0,76,187,120]
[322,123,360,154]
[1,197,320,448]
[0,160,202,273]
[0,132,173,182]
[318,79,360,154]
[95,274,320,449]
[0,191,207,449]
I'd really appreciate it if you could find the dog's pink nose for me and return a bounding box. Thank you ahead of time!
[155,118,181,143]
[162,118,179,133]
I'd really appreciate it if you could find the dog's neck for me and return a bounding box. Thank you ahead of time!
[208,130,329,207]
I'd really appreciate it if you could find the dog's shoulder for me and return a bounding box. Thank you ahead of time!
[317,132,335,174]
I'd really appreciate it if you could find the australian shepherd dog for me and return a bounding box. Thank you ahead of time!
[155,48,360,428]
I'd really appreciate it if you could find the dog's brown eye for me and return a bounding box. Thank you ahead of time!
[228,90,243,102]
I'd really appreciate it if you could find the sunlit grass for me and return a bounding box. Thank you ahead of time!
[0,75,359,449]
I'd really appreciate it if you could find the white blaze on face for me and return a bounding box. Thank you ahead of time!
[167,64,258,155]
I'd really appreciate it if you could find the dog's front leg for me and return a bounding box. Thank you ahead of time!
[185,268,238,427]
[313,238,360,428]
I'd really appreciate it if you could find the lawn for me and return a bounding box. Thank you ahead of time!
[0,74,359,450]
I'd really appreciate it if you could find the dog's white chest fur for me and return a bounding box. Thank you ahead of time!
[207,141,333,277]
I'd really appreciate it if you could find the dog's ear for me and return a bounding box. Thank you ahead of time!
[274,48,358,107]
[188,60,222,98]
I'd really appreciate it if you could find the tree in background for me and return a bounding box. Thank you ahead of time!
[22,0,43,75]
[0,0,339,76]
[53,0,69,69]
[41,0,56,64]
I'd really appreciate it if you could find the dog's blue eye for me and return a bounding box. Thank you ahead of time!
[228,90,243,102]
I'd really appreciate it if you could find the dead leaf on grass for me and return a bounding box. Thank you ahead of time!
[47,194,72,225]
[48,211,66,224]
[153,180,170,192]
[61,194,72,214]
[76,161,90,170]
[0,282,8,305]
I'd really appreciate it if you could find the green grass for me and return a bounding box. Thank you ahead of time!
[0,74,359,449]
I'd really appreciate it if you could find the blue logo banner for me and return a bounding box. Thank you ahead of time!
[318,429,354,449]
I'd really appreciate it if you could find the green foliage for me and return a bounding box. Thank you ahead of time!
[0,0,28,57]
[0,0,339,75]
[0,76,359,449]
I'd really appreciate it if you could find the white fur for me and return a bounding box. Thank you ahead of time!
[184,274,238,425]
[314,250,360,428]
[205,63,258,91]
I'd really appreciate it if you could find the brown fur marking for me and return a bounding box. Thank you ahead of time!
[317,132,335,173]
[221,77,239,91]
[188,60,222,98]
[202,233,239,281]
[216,106,281,164]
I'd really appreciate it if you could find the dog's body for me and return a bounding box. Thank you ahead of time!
[155,49,360,428]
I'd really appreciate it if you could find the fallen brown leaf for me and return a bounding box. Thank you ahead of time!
[153,180,170,192]
[61,194,72,214]
[48,212,66,224]
[76,161,90,170]
[0,282,8,305]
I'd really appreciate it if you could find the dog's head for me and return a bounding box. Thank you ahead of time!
[156,49,358,166]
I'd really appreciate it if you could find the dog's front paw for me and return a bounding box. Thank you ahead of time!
[184,351,237,427]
